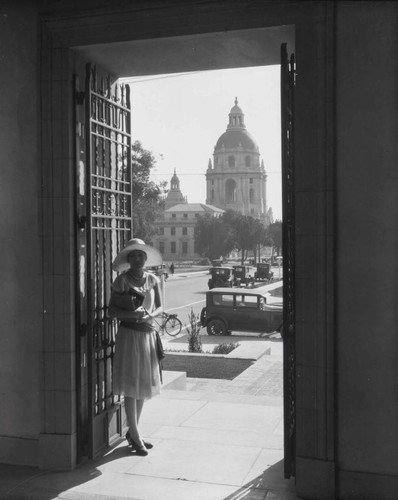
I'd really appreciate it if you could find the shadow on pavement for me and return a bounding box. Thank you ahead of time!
[222,460,297,500]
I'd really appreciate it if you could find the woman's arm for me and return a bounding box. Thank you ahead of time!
[140,280,163,320]
[149,281,163,317]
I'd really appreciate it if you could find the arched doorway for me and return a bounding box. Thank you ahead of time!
[225,178,237,203]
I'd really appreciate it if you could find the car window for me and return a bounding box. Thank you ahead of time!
[236,295,258,308]
[211,294,234,307]
[245,296,258,308]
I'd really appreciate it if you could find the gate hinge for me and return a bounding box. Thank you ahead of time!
[78,215,87,229]
[75,91,85,105]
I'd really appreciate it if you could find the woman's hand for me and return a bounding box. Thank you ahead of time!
[131,307,152,322]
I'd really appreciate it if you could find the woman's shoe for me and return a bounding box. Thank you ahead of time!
[131,440,148,456]
[126,431,153,450]
[126,431,148,456]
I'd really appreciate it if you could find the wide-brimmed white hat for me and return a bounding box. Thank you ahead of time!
[112,238,163,272]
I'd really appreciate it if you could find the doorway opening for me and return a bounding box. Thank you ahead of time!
[70,25,295,482]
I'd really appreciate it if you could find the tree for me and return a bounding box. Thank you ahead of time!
[194,213,236,260]
[232,214,266,264]
[265,220,283,256]
[194,209,268,264]
[131,141,166,241]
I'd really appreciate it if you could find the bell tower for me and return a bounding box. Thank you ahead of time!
[164,169,187,209]
[206,98,268,221]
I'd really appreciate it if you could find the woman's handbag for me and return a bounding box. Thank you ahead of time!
[108,289,145,318]
[155,331,165,360]
[155,331,165,384]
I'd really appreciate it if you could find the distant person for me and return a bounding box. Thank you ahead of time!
[109,238,164,456]
[170,262,175,275]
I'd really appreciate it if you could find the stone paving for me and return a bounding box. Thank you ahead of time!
[0,321,300,500]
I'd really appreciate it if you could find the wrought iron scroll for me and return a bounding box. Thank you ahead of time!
[85,64,132,434]
[281,43,296,479]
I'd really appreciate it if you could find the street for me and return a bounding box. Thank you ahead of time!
[162,271,209,324]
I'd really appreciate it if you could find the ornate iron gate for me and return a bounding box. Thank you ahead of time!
[281,43,296,479]
[75,63,132,459]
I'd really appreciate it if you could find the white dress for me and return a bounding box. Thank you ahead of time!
[112,271,161,399]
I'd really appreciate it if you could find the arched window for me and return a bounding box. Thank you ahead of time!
[245,156,251,167]
[249,188,255,203]
[211,189,214,201]
[226,179,237,203]
[228,156,235,167]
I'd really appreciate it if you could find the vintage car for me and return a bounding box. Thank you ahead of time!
[232,265,257,287]
[254,263,274,282]
[208,266,234,289]
[200,288,283,336]
[211,258,224,266]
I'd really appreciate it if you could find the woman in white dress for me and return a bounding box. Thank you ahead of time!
[110,238,163,456]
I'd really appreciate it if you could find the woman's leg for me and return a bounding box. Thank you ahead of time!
[136,399,145,423]
[125,396,144,446]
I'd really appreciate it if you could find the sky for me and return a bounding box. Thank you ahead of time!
[122,65,282,220]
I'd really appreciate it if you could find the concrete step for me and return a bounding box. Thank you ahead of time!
[226,341,271,360]
[160,387,283,407]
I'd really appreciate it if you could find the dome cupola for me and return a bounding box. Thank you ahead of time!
[227,97,245,129]
[164,169,187,209]
[170,169,180,190]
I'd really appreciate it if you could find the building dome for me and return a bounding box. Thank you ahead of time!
[214,97,259,152]
[215,129,258,151]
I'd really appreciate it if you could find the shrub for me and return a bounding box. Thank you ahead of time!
[186,309,203,353]
[212,342,240,355]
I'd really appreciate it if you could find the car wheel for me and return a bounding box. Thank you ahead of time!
[207,318,227,336]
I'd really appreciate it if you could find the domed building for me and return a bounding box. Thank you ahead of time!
[206,98,269,222]
[152,170,224,261]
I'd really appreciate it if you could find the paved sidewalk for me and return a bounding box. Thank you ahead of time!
[0,340,300,500]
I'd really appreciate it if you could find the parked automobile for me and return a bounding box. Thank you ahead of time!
[211,258,224,266]
[232,265,256,287]
[254,263,274,282]
[208,266,234,289]
[200,288,283,336]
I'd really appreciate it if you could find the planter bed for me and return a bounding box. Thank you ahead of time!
[162,351,254,380]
